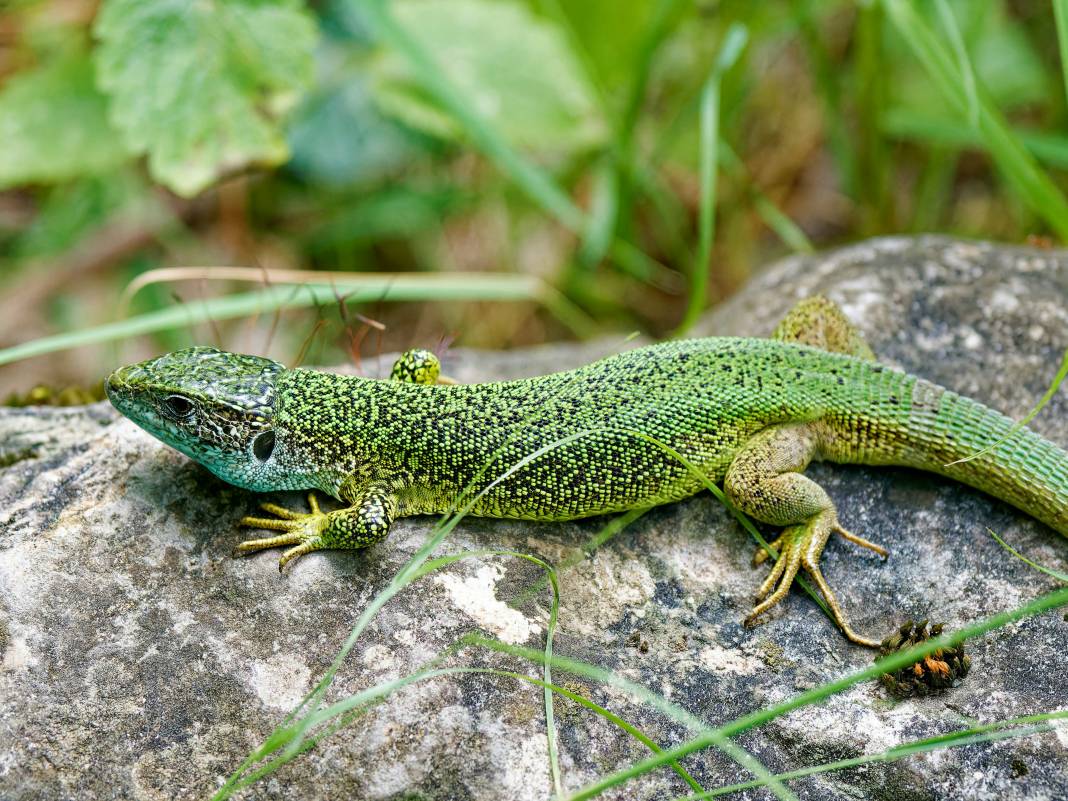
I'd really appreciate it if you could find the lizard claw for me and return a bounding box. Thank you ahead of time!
[833,524,889,558]
[752,533,786,566]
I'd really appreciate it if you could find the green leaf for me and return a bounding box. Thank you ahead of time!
[0,51,130,187]
[93,0,318,196]
[369,0,605,152]
[287,59,423,187]
[548,0,666,92]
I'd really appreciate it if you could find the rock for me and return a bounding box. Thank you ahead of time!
[2,235,1067,800]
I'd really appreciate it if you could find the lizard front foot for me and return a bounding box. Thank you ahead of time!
[235,492,331,571]
[236,485,397,571]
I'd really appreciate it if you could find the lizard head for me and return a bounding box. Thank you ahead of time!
[106,347,287,490]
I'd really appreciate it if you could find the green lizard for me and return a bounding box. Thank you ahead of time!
[104,297,1068,647]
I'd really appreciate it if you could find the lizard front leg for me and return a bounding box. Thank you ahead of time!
[235,482,397,571]
[725,422,887,647]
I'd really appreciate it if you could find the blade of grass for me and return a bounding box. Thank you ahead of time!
[1054,0,1068,108]
[116,266,535,315]
[934,0,978,129]
[944,346,1068,467]
[988,528,1068,583]
[883,0,1068,241]
[669,709,1068,799]
[0,273,596,367]
[673,23,748,337]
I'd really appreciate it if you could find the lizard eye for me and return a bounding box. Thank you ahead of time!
[164,394,195,418]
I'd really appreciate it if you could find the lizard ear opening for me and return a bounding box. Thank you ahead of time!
[252,430,276,462]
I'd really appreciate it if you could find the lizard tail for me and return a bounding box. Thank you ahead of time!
[900,383,1068,537]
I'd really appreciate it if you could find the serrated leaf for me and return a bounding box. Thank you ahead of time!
[93,0,318,197]
[369,0,605,153]
[0,51,130,188]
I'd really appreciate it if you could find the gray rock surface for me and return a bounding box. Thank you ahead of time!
[2,235,1067,800]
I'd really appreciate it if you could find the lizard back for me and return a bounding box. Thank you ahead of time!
[272,337,1068,531]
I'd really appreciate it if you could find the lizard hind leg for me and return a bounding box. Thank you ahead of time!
[389,349,456,385]
[771,295,876,360]
[725,422,882,648]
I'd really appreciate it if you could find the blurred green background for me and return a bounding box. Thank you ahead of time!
[1,0,1066,400]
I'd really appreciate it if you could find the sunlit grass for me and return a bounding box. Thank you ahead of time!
[884,0,1068,240]
[673,23,748,337]
[0,270,596,368]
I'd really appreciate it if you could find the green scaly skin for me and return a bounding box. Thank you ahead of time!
[105,298,1068,647]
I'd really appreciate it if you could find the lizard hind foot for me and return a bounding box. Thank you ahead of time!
[234,492,329,570]
[745,513,881,649]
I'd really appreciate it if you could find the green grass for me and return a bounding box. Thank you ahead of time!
[989,528,1068,583]
[0,271,595,368]
[1056,1,1068,109]
[673,23,748,337]
[884,0,1068,240]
